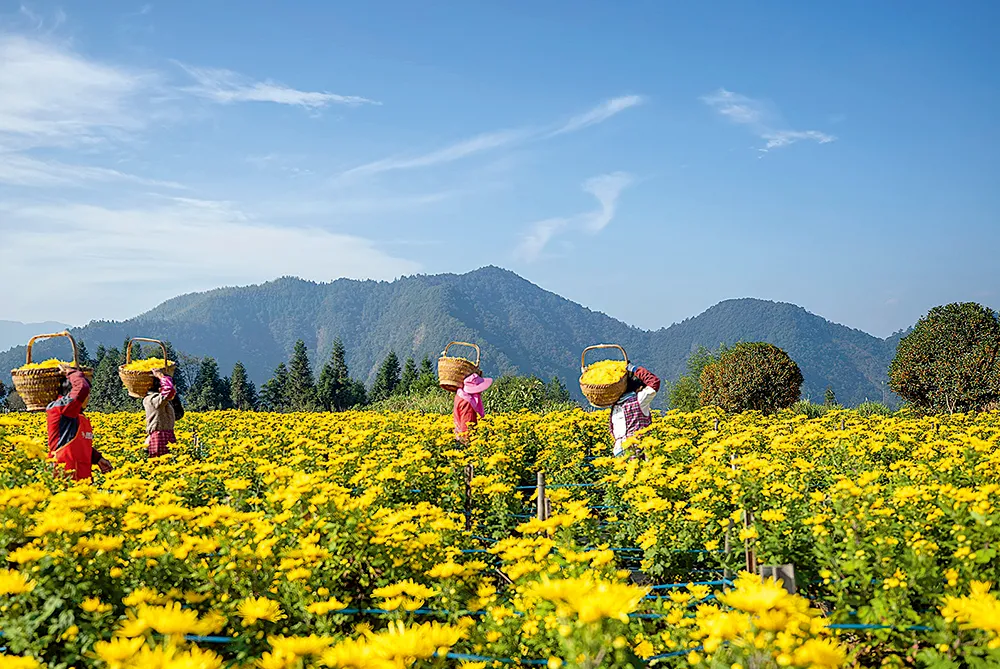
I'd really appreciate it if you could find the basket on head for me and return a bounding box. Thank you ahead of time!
[119,338,177,399]
[438,341,481,392]
[10,331,94,411]
[580,344,629,408]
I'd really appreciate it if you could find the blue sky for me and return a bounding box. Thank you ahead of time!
[1,1,997,337]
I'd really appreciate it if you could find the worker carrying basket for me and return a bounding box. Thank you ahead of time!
[580,344,661,458]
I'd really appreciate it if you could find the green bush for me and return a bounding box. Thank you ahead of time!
[888,302,1000,414]
[856,401,892,417]
[699,342,804,414]
[486,375,578,414]
[368,388,453,414]
[791,400,829,419]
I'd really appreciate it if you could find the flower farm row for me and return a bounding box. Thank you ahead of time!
[0,408,997,668]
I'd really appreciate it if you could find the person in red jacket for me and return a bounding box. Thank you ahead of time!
[453,373,492,445]
[46,364,112,481]
[610,363,661,459]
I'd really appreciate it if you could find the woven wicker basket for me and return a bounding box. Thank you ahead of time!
[438,341,481,392]
[119,338,177,398]
[579,344,629,408]
[10,331,93,411]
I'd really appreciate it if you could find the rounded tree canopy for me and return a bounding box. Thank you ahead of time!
[888,302,1000,414]
[699,342,803,414]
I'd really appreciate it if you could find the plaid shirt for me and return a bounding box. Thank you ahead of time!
[610,393,653,443]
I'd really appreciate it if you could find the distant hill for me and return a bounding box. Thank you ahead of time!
[0,321,71,359]
[0,267,901,406]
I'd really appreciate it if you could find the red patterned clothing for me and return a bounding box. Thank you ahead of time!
[147,430,176,458]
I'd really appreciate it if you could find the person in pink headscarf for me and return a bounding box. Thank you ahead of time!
[453,373,493,445]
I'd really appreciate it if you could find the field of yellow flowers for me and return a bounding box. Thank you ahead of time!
[0,408,998,669]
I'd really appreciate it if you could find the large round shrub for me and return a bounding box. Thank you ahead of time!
[699,342,803,413]
[888,302,1000,414]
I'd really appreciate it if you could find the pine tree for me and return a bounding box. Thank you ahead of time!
[189,357,229,411]
[369,351,401,402]
[419,356,434,377]
[399,357,418,395]
[0,379,7,409]
[260,363,290,412]
[824,386,837,407]
[410,355,439,394]
[346,379,368,408]
[161,341,188,395]
[88,346,131,412]
[545,376,571,404]
[286,340,318,411]
[317,338,351,411]
[230,362,258,410]
[76,341,93,368]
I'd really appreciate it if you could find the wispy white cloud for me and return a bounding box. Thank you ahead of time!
[0,197,419,323]
[701,88,835,152]
[339,129,527,179]
[338,95,644,180]
[549,95,645,136]
[0,35,150,150]
[516,218,569,262]
[761,130,835,150]
[178,64,378,109]
[581,172,632,232]
[0,152,184,188]
[516,172,632,261]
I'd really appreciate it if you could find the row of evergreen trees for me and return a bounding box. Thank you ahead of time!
[0,337,465,413]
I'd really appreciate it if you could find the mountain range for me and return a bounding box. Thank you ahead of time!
[0,320,71,357]
[0,267,904,406]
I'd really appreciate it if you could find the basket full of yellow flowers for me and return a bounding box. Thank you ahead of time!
[10,331,93,411]
[579,344,629,408]
[118,338,177,398]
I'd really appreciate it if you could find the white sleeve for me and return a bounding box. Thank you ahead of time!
[637,387,657,416]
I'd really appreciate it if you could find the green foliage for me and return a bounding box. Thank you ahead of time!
[317,339,367,411]
[260,363,289,412]
[286,340,318,411]
[399,357,418,395]
[668,376,701,412]
[545,376,571,404]
[87,345,134,413]
[485,375,578,413]
[188,357,231,411]
[409,356,439,395]
[0,379,6,408]
[888,302,1000,414]
[700,342,804,414]
[856,401,892,417]
[76,340,92,368]
[669,346,720,411]
[5,390,25,412]
[791,400,829,419]
[369,351,401,403]
[230,361,258,410]
[367,387,453,414]
[161,341,188,396]
[824,386,837,407]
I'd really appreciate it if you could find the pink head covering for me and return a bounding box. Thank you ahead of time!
[463,373,493,394]
[457,373,492,418]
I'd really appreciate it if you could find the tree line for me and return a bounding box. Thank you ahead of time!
[2,302,996,415]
